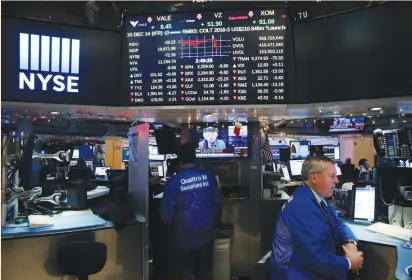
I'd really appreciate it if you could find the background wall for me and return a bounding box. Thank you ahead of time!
[339,135,375,167]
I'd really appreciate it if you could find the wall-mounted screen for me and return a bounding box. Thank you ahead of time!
[1,16,121,106]
[329,117,365,133]
[123,8,287,106]
[190,123,248,158]
[290,140,310,160]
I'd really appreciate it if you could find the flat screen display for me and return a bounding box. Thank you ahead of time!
[95,166,111,176]
[354,187,375,221]
[123,8,287,106]
[324,145,340,160]
[290,140,310,160]
[72,146,93,159]
[122,147,129,162]
[292,2,412,103]
[290,159,304,176]
[271,145,289,160]
[190,123,248,158]
[1,16,121,106]
[329,117,365,133]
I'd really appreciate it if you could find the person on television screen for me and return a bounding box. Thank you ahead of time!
[198,127,226,150]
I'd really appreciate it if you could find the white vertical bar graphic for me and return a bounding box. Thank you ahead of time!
[71,39,80,74]
[20,33,29,70]
[41,36,50,72]
[30,34,40,71]
[51,37,61,73]
[61,38,70,73]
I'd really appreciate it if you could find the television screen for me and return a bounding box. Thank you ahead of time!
[329,117,365,133]
[271,145,290,160]
[290,141,310,160]
[190,122,248,158]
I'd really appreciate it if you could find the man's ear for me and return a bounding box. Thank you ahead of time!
[310,173,317,184]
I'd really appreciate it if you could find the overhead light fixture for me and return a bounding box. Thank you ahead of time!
[50,111,61,115]
[369,107,383,111]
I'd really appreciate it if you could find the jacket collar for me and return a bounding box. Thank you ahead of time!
[302,184,328,207]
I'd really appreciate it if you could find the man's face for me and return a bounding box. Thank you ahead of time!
[311,162,339,197]
[364,160,370,169]
[204,131,217,143]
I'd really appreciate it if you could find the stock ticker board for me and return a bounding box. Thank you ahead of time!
[124,9,287,106]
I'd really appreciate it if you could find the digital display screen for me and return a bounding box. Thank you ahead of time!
[1,16,121,106]
[329,117,365,133]
[72,146,93,159]
[324,145,340,160]
[190,123,248,158]
[95,166,111,176]
[271,145,289,160]
[290,141,310,160]
[385,134,396,157]
[354,187,375,221]
[290,159,304,176]
[123,8,287,106]
[122,147,129,162]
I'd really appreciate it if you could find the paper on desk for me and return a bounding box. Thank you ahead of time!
[55,210,93,216]
[153,192,163,199]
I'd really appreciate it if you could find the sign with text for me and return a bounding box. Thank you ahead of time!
[2,16,121,106]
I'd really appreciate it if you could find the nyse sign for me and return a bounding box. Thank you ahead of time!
[19,33,80,93]
[19,73,79,92]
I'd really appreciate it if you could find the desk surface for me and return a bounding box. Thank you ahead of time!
[1,212,114,240]
[345,220,412,280]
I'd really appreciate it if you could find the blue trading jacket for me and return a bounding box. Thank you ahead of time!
[270,185,357,280]
[160,166,221,250]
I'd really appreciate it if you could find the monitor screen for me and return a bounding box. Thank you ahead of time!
[190,123,248,158]
[354,187,375,221]
[122,8,288,106]
[290,159,304,176]
[271,145,290,160]
[328,117,365,133]
[1,16,121,106]
[72,146,93,159]
[282,166,291,181]
[95,166,111,176]
[324,145,340,160]
[290,141,310,160]
[122,147,129,162]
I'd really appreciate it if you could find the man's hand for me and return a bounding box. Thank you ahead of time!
[342,245,364,271]
[343,243,360,274]
[344,243,358,253]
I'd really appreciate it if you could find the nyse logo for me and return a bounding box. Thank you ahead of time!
[19,33,80,93]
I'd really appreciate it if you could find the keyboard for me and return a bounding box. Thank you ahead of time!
[366,222,412,241]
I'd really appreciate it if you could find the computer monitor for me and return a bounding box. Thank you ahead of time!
[290,141,311,160]
[282,166,291,181]
[290,159,305,177]
[354,187,375,221]
[95,166,111,177]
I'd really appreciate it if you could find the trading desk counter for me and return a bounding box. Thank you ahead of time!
[1,212,114,239]
[1,212,142,280]
[344,220,412,280]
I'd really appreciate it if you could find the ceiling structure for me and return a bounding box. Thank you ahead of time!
[3,96,412,124]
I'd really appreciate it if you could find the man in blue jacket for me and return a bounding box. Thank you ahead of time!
[160,142,221,280]
[270,155,364,280]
